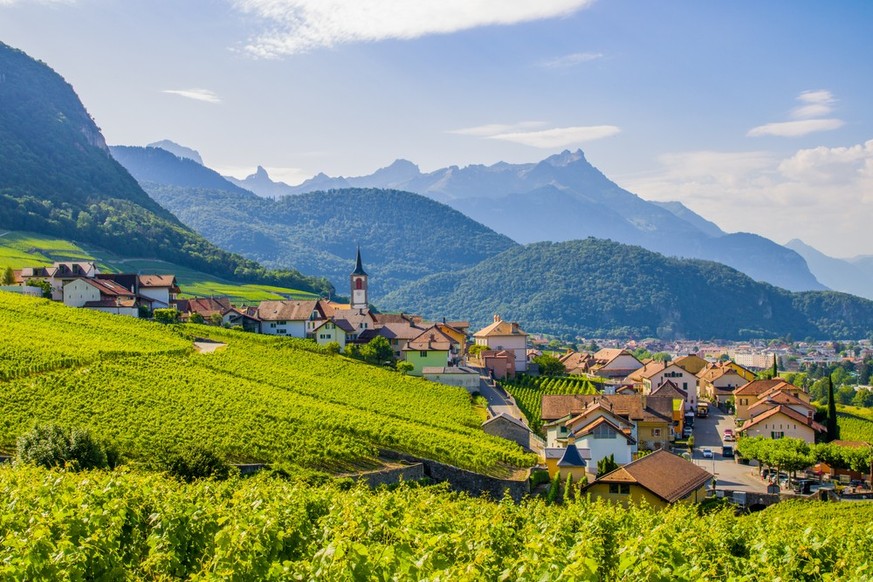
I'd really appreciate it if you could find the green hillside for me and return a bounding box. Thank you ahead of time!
[0,42,331,296]
[0,292,533,474]
[0,230,317,302]
[381,238,873,340]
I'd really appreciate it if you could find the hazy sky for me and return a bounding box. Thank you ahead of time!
[1,0,872,257]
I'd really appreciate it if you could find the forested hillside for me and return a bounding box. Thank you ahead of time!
[0,42,332,296]
[139,182,517,296]
[381,238,873,340]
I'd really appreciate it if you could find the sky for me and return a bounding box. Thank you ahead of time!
[1,0,872,257]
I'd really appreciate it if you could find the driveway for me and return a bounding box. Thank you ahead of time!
[686,405,767,493]
[478,378,524,419]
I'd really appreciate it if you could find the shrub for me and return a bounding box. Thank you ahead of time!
[159,445,231,482]
[153,308,180,324]
[17,424,111,470]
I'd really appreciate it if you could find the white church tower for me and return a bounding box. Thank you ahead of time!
[350,247,368,309]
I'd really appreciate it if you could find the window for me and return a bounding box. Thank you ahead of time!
[277,329,286,334]
[652,428,662,437]
[608,483,630,494]
[559,426,568,434]
[592,424,615,439]
[771,431,784,439]
[420,351,428,358]
[683,382,688,390]
[278,321,287,325]
[270,323,276,328]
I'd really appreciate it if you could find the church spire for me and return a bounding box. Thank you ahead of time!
[350,247,368,309]
[351,246,367,276]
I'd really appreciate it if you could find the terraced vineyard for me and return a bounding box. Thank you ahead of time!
[1,465,872,580]
[501,375,601,432]
[0,292,534,475]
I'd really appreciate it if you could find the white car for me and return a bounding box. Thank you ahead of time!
[702,448,713,459]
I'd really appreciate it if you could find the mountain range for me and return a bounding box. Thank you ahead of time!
[229,151,824,293]
[0,41,332,297]
[110,146,515,296]
[785,239,873,301]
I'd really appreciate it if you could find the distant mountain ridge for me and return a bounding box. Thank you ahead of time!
[380,238,873,340]
[785,239,873,301]
[235,150,824,293]
[0,41,332,296]
[147,140,203,164]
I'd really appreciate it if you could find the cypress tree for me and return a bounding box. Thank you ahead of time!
[771,355,778,379]
[826,376,839,441]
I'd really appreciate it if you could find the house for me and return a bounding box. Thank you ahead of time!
[312,317,356,351]
[737,405,825,443]
[814,440,872,482]
[544,400,635,465]
[649,380,689,435]
[589,349,644,379]
[221,307,260,332]
[256,300,324,337]
[402,326,458,376]
[423,366,481,392]
[582,449,712,508]
[559,350,596,376]
[176,297,234,323]
[542,394,673,453]
[638,362,698,409]
[62,277,140,317]
[479,349,516,379]
[545,446,592,481]
[362,321,425,359]
[330,308,378,340]
[20,261,100,300]
[626,360,665,389]
[473,314,528,373]
[136,274,179,308]
[746,389,815,420]
[435,321,468,356]
[697,363,749,406]
[733,378,809,421]
[672,354,709,375]
[482,413,535,452]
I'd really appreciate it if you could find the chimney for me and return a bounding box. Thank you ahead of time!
[493,314,501,323]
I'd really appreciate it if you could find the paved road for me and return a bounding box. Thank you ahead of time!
[194,341,226,354]
[687,406,768,493]
[478,378,524,419]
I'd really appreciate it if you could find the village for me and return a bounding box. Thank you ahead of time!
[5,251,872,510]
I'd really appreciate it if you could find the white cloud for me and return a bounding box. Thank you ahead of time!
[487,125,621,148]
[622,140,873,256]
[748,90,842,138]
[448,121,547,137]
[540,51,603,69]
[233,0,596,57]
[747,118,844,138]
[161,89,221,104]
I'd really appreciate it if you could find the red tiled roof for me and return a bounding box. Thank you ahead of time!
[257,300,320,322]
[138,274,177,288]
[733,379,790,396]
[473,315,527,338]
[404,326,456,351]
[542,394,672,424]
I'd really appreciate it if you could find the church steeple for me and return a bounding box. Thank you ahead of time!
[350,247,368,309]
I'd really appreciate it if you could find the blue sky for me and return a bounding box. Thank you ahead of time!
[1,0,872,256]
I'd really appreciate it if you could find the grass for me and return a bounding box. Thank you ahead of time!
[0,230,317,301]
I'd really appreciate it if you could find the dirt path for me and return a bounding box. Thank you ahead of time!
[194,341,227,354]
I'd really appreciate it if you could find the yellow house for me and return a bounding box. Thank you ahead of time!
[672,354,709,375]
[725,361,756,383]
[436,322,468,355]
[582,449,712,509]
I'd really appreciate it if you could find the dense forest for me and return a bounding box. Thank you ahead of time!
[381,238,873,340]
[0,42,332,296]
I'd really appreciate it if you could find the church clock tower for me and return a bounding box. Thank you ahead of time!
[350,247,368,309]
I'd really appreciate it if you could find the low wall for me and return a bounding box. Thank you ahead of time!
[351,462,426,488]
[380,450,530,502]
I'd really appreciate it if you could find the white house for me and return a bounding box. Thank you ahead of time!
[473,314,528,373]
[62,277,139,317]
[640,362,698,409]
[312,318,355,351]
[256,300,323,337]
[136,275,179,308]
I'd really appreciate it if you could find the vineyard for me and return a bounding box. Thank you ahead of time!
[837,405,873,443]
[501,375,601,432]
[1,464,872,580]
[0,292,534,475]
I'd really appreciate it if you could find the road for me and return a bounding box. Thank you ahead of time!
[688,405,768,493]
[478,377,524,419]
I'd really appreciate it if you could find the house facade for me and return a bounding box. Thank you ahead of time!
[473,314,528,373]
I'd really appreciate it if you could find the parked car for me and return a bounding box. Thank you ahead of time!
[702,448,713,459]
[722,445,734,457]
[723,428,735,440]
[683,426,693,438]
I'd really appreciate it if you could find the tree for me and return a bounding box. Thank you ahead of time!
[396,361,414,375]
[467,344,487,358]
[772,355,778,379]
[209,312,223,326]
[533,354,565,376]
[153,308,180,324]
[597,454,618,476]
[29,278,52,298]
[1,266,14,285]
[189,312,204,324]
[324,341,342,355]
[158,445,231,483]
[825,378,840,442]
